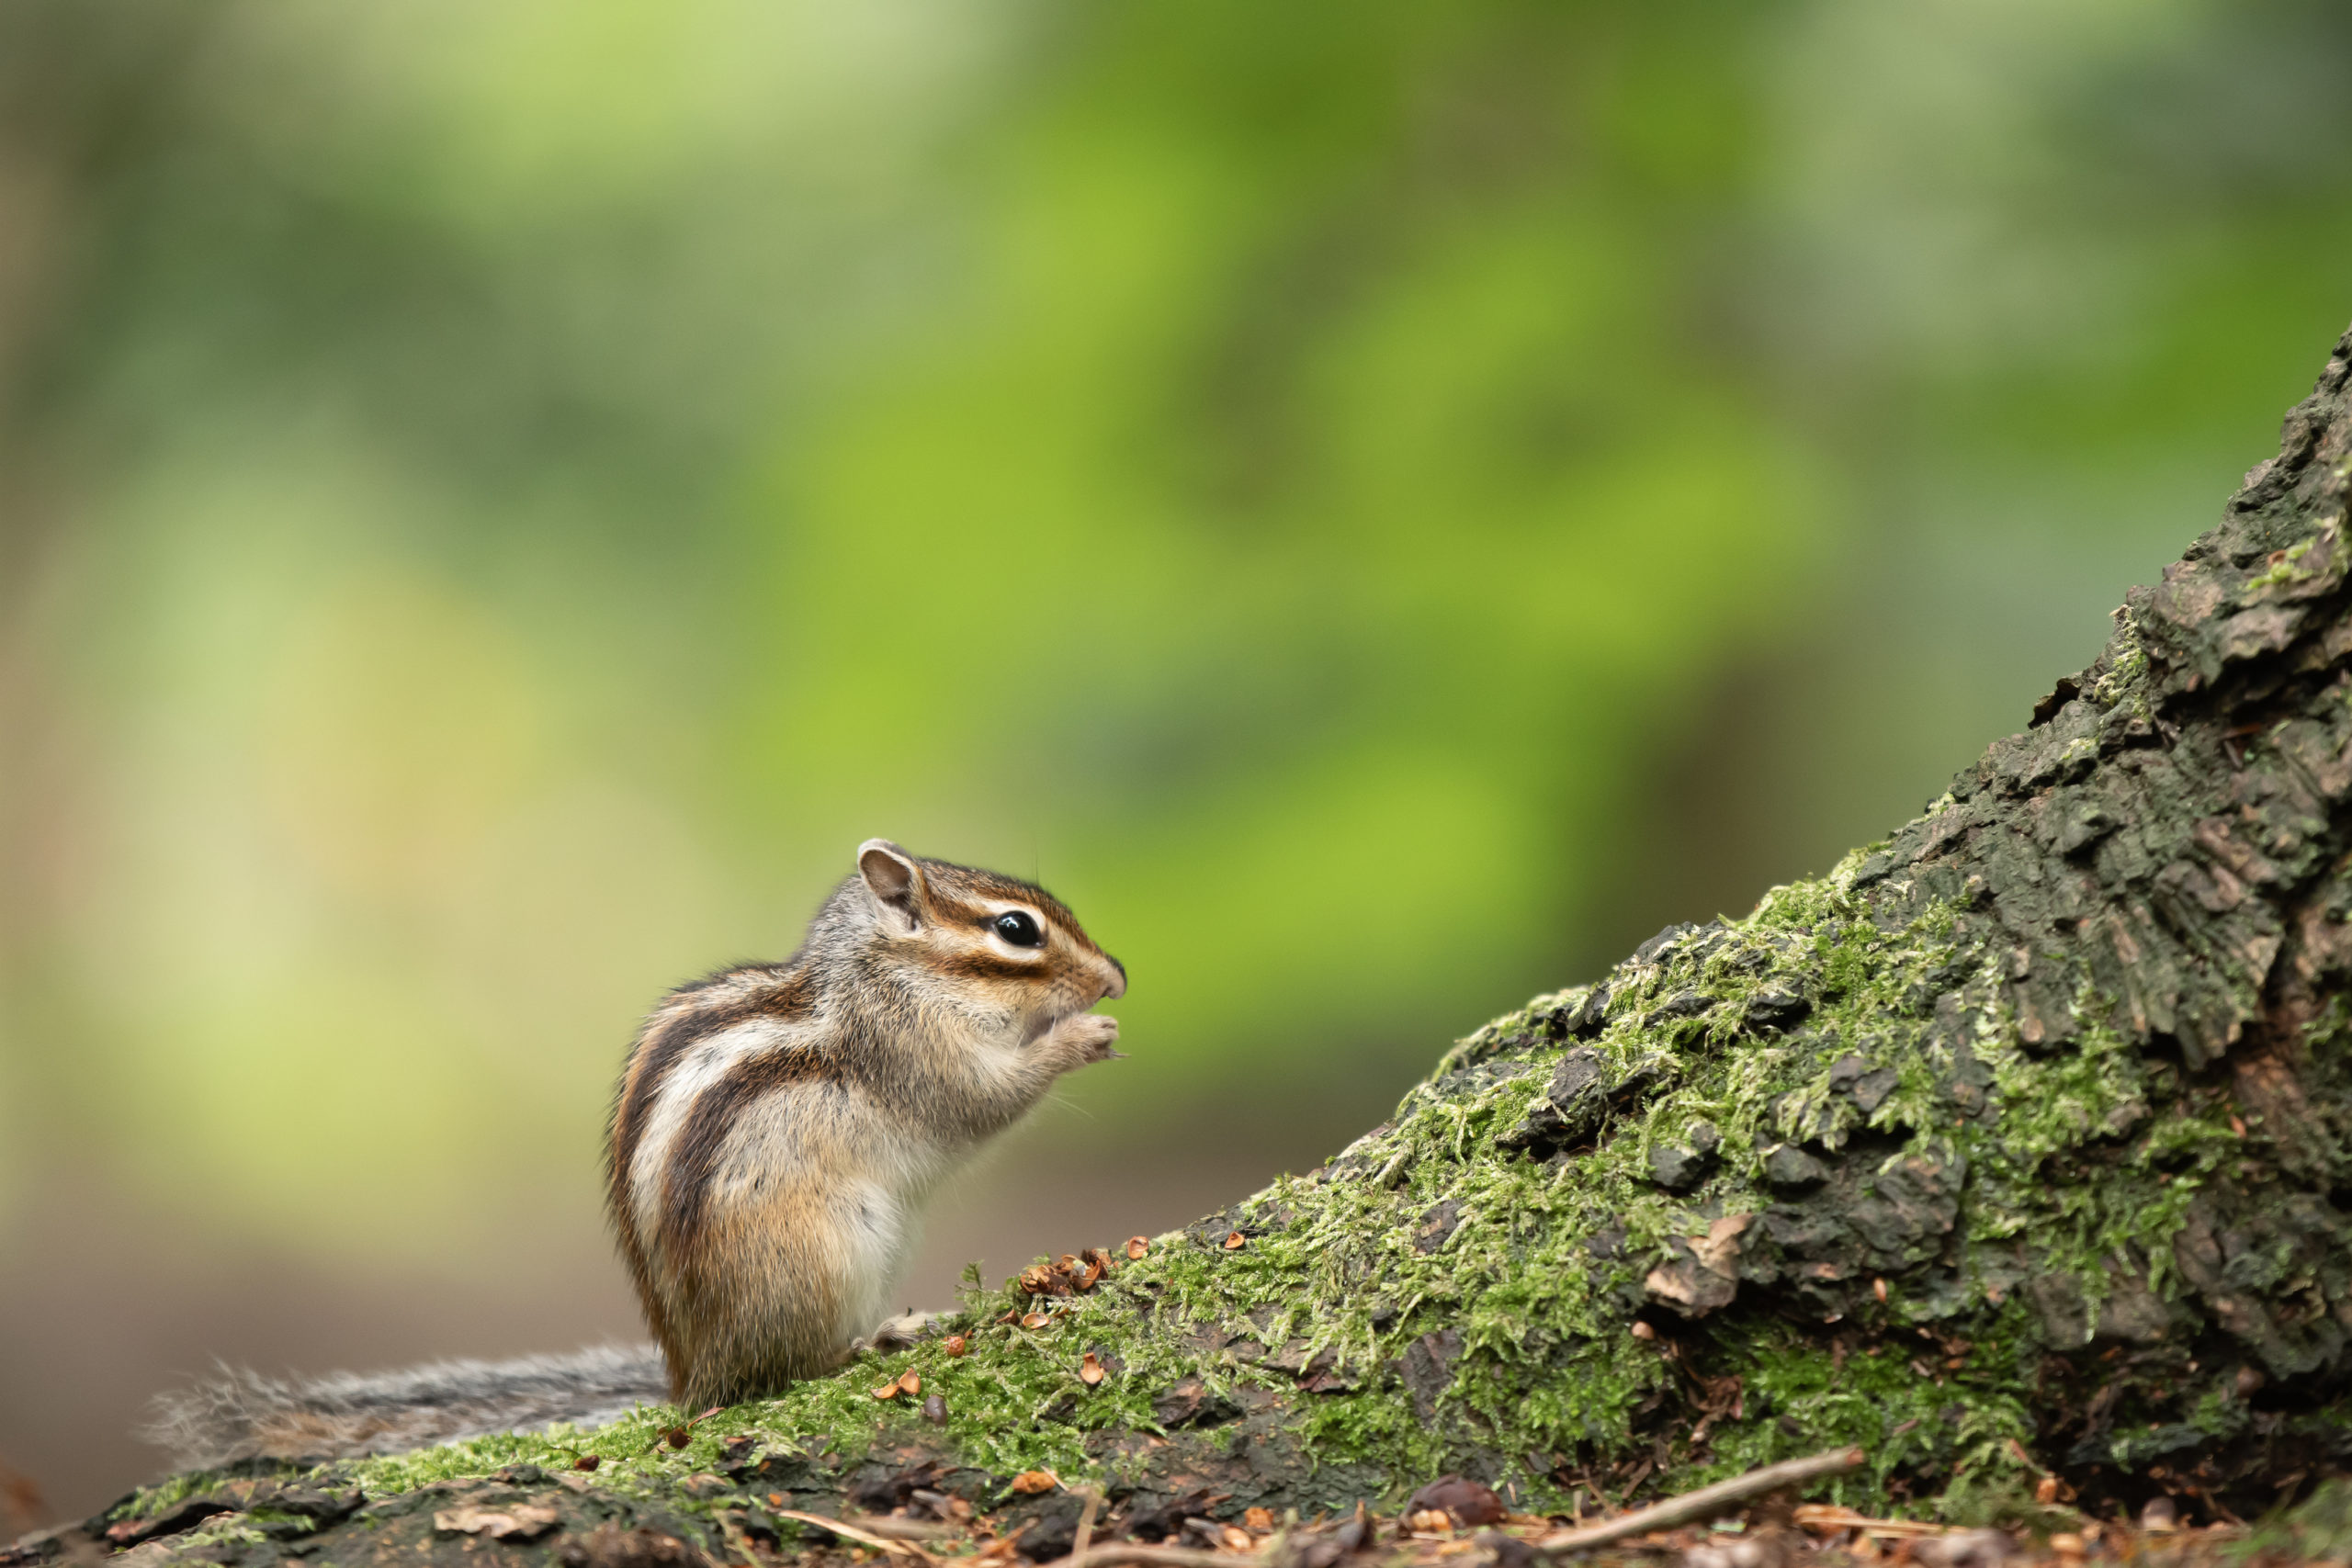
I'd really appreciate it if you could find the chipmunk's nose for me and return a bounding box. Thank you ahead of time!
[1099,955,1126,1001]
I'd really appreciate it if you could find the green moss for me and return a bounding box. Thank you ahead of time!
[2245,536,2317,591]
[1972,1020,2215,1251]
[2245,1476,2352,1562]
[177,1515,272,1551]
[1699,1314,2037,1506]
[2089,610,2152,717]
[107,1466,309,1527]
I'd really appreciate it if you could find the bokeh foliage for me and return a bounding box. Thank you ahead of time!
[4,0,2352,1265]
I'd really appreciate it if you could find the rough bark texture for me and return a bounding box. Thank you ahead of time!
[19,328,2352,1568]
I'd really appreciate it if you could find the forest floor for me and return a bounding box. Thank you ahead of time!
[18,1448,2350,1568]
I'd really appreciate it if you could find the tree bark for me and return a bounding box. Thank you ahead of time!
[22,325,2352,1568]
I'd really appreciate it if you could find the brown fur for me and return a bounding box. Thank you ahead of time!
[605,840,1124,1409]
[605,965,815,1371]
[662,1045,829,1245]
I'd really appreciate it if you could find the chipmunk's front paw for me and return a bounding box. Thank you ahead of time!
[1054,1012,1122,1066]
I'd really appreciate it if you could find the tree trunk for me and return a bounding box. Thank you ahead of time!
[23,326,2352,1568]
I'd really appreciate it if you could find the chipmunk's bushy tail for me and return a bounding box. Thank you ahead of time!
[144,1345,672,1471]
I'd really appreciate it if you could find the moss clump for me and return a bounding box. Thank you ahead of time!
[291,852,2191,1518]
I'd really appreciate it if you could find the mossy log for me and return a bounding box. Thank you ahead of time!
[26,327,2352,1568]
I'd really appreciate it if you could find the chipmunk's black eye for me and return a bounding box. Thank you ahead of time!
[993,910,1044,948]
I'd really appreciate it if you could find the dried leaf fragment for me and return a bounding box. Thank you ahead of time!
[435,1505,560,1541]
[1125,1235,1149,1259]
[1010,1471,1058,1495]
[1408,1476,1506,1527]
[1079,1352,1105,1386]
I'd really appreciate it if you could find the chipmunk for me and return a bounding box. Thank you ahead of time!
[148,840,1125,1469]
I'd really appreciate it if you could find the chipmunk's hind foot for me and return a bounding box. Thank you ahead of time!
[853,1311,947,1356]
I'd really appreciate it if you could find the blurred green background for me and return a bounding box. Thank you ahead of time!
[6,0,2352,1528]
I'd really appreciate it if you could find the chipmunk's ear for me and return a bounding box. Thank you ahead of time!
[858,840,922,934]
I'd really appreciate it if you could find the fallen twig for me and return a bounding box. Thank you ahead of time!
[849,1516,962,1542]
[774,1509,939,1565]
[1792,1505,1943,1540]
[1071,1487,1103,1562]
[1506,1449,1866,1558]
[1057,1547,1263,1568]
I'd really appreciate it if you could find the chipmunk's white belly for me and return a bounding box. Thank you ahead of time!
[829,1112,961,1333]
[828,1179,913,1344]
